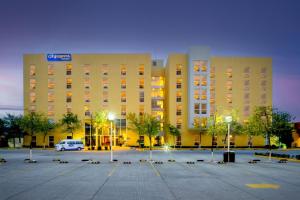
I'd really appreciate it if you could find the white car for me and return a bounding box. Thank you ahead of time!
[55,139,84,151]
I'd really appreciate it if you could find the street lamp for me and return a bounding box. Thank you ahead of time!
[225,116,232,163]
[108,112,115,162]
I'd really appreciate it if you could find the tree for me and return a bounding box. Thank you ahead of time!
[0,118,6,147]
[166,124,181,148]
[18,112,43,160]
[40,117,56,149]
[192,118,207,148]
[94,110,109,149]
[144,113,161,160]
[3,114,23,148]
[127,113,146,148]
[60,112,81,139]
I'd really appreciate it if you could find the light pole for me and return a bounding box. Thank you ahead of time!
[225,116,232,163]
[108,112,115,162]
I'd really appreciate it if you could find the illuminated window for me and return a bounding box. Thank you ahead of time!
[84,65,90,75]
[176,78,182,89]
[176,105,182,116]
[84,105,90,116]
[139,105,144,116]
[139,91,144,102]
[48,92,54,102]
[121,79,126,89]
[210,97,215,104]
[29,105,36,112]
[103,78,108,89]
[201,65,207,72]
[176,118,182,129]
[201,76,207,86]
[151,88,164,99]
[121,65,126,76]
[48,78,55,89]
[30,92,36,103]
[226,67,232,78]
[103,91,108,103]
[121,105,126,116]
[66,78,72,89]
[66,104,72,113]
[84,78,90,89]
[102,65,109,76]
[176,91,182,102]
[201,90,207,100]
[48,105,54,116]
[66,92,72,103]
[48,65,54,75]
[194,103,200,114]
[139,79,144,89]
[194,90,200,100]
[176,65,182,75]
[138,65,144,75]
[121,91,126,102]
[226,93,232,104]
[66,64,72,75]
[201,103,207,114]
[194,65,200,73]
[176,136,181,146]
[30,79,36,90]
[84,91,91,103]
[30,65,36,76]
[194,76,200,87]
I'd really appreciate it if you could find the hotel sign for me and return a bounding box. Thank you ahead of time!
[47,54,72,61]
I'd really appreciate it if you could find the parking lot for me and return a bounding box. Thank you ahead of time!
[0,149,300,200]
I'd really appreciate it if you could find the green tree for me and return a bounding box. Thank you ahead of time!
[144,113,161,160]
[0,118,6,147]
[18,112,43,160]
[127,113,146,148]
[40,117,56,149]
[60,112,81,139]
[166,124,181,148]
[3,114,23,148]
[94,110,109,149]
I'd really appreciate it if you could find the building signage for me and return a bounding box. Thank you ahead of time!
[47,54,72,61]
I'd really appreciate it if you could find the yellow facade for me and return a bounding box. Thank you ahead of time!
[23,50,272,148]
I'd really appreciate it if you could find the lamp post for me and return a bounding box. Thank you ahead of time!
[225,116,232,163]
[108,112,115,162]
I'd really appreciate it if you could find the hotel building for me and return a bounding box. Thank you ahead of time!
[23,47,272,148]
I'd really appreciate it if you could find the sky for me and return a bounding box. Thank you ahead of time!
[0,0,299,120]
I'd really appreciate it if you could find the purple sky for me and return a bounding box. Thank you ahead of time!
[0,0,300,121]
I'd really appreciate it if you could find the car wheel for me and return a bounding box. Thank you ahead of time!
[77,147,82,151]
[61,148,65,151]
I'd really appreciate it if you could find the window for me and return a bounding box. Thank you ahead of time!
[176,78,182,89]
[176,118,182,129]
[176,65,182,75]
[139,91,144,102]
[226,67,232,78]
[84,91,91,103]
[176,105,182,116]
[66,78,72,89]
[244,80,250,86]
[29,105,36,112]
[30,65,36,76]
[194,65,200,73]
[139,105,144,116]
[138,65,144,75]
[194,103,200,114]
[48,105,54,116]
[121,79,126,89]
[201,65,207,72]
[139,79,144,89]
[194,76,200,87]
[176,91,182,102]
[226,80,232,91]
[226,93,232,104]
[30,79,36,90]
[84,65,90,75]
[103,78,108,89]
[201,90,207,100]
[121,105,126,116]
[66,92,72,103]
[201,103,207,114]
[48,65,54,75]
[121,91,126,102]
[194,90,200,100]
[176,136,181,146]
[48,92,54,102]
[102,65,109,76]
[261,80,267,86]
[66,64,72,75]
[121,65,126,76]
[244,93,250,100]
[244,106,250,116]
[84,105,90,116]
[84,78,91,89]
[48,78,55,89]
[103,91,108,103]
[201,76,207,86]
[30,92,36,103]
[66,104,72,113]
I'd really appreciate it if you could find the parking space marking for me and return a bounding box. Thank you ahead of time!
[246,183,280,189]
[108,163,118,177]
[149,162,161,177]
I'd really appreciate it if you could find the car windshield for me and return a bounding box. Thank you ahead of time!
[59,141,65,144]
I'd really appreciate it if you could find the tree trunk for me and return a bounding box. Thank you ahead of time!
[43,135,46,149]
[13,135,16,148]
[173,135,176,148]
[268,133,272,161]
[149,136,152,160]
[29,133,33,160]
[199,132,202,148]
